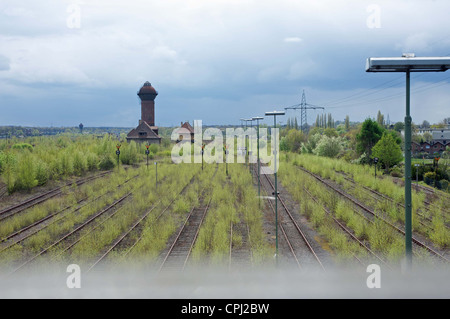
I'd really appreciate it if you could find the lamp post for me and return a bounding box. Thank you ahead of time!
[265,110,285,265]
[247,118,255,174]
[366,53,450,270]
[244,119,251,169]
[252,116,264,207]
[155,161,158,190]
[223,144,229,176]
[201,143,205,171]
[414,163,420,187]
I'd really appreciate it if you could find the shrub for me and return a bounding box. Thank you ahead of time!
[99,154,116,170]
[424,172,436,185]
[35,160,49,186]
[86,152,99,171]
[390,166,403,178]
[73,152,87,176]
[149,144,159,154]
[12,143,33,151]
[14,155,38,191]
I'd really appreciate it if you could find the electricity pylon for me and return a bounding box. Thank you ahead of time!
[284,90,324,132]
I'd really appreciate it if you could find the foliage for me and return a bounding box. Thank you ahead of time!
[313,135,346,158]
[371,132,403,172]
[356,118,384,156]
[281,129,306,153]
[12,143,33,151]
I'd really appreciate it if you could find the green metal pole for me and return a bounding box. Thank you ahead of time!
[274,115,278,266]
[250,120,253,174]
[405,70,412,269]
[155,162,158,190]
[257,120,261,208]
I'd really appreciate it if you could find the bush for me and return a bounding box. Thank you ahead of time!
[12,143,33,151]
[73,152,87,176]
[149,144,159,154]
[99,154,116,170]
[86,152,99,171]
[441,179,449,192]
[35,160,49,186]
[390,166,403,178]
[424,172,436,185]
[314,135,345,158]
[14,156,38,191]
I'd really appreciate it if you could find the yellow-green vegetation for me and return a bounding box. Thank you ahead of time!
[0,134,172,194]
[283,152,449,248]
[191,163,272,266]
[278,158,435,266]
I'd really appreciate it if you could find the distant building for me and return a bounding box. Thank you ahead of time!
[176,121,195,143]
[432,130,450,144]
[412,140,449,154]
[126,82,161,144]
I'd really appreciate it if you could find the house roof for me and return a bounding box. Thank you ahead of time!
[432,130,450,140]
[177,121,194,134]
[127,121,161,139]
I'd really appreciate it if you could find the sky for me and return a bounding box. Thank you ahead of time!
[0,0,449,128]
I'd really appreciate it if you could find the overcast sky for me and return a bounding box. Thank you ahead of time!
[0,0,449,128]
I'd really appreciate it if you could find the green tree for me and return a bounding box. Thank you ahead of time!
[356,118,384,156]
[324,128,338,138]
[423,131,433,143]
[314,136,345,158]
[345,115,350,131]
[376,110,385,127]
[283,129,306,152]
[393,122,404,132]
[372,133,403,173]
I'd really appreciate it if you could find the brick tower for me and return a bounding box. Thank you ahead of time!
[138,81,158,126]
[126,81,161,144]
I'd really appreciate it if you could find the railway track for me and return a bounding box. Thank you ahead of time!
[228,217,253,271]
[257,164,326,271]
[87,169,205,271]
[8,192,132,275]
[0,184,7,199]
[296,165,450,264]
[158,198,212,273]
[302,187,391,269]
[0,171,111,222]
[337,171,449,227]
[0,174,139,250]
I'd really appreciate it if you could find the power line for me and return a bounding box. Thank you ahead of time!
[284,90,324,131]
[324,75,450,110]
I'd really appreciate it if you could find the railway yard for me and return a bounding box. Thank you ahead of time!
[0,152,448,280]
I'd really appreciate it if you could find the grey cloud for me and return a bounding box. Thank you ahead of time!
[0,54,10,71]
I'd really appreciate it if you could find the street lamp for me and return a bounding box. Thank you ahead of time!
[366,53,450,270]
[265,110,285,265]
[244,119,252,168]
[414,163,420,186]
[252,116,264,207]
[247,118,255,174]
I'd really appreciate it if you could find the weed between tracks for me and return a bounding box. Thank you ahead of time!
[278,158,439,266]
[286,153,450,250]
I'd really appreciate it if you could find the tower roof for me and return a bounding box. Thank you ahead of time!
[138,81,158,95]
